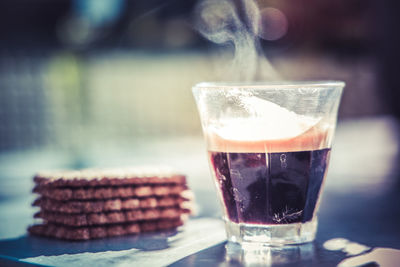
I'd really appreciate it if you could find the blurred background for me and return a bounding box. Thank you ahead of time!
[0,0,400,239]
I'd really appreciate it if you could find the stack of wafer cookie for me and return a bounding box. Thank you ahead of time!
[28,167,193,240]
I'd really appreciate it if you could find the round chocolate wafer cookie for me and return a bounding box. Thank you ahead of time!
[33,196,189,214]
[28,219,183,240]
[34,207,188,226]
[33,184,188,201]
[34,167,186,188]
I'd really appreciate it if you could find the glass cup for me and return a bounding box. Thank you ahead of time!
[192,81,344,246]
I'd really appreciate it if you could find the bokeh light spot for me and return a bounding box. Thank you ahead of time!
[258,7,288,41]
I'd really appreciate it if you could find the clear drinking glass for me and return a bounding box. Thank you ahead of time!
[192,81,344,246]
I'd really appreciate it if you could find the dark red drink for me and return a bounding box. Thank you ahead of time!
[209,149,330,225]
[206,122,332,226]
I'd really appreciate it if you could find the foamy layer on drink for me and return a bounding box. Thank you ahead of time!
[206,99,333,153]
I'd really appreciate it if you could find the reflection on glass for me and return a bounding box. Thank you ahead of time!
[224,242,314,266]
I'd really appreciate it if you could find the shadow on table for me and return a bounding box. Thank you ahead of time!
[171,242,319,267]
[171,185,400,267]
[0,230,179,259]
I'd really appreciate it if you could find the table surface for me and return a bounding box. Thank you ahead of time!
[0,117,399,267]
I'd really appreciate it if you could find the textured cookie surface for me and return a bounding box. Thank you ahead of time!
[33,196,188,213]
[34,207,187,226]
[34,167,186,188]
[29,167,192,240]
[28,219,183,240]
[33,185,188,201]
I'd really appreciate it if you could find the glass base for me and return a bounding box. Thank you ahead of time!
[225,218,318,246]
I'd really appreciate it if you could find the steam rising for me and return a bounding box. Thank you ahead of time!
[195,0,280,81]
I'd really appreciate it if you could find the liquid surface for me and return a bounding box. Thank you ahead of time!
[205,96,333,153]
[209,149,330,225]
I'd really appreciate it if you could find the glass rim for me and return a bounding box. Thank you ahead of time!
[193,80,345,90]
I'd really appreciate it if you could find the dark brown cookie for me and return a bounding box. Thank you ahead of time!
[28,219,183,240]
[34,168,186,188]
[140,219,184,232]
[33,185,188,201]
[28,223,91,240]
[33,196,188,214]
[34,207,187,226]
